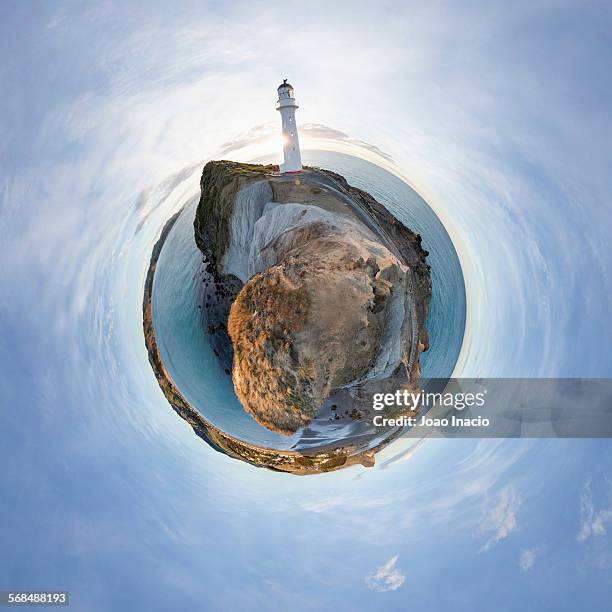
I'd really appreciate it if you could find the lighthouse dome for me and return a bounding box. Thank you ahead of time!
[277,79,295,99]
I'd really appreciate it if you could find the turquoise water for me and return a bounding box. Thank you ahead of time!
[151,151,466,449]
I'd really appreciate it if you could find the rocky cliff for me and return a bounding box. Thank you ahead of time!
[194,161,431,435]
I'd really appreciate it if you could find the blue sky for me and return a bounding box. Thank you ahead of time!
[1,1,612,610]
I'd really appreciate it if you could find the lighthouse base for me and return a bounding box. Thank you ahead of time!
[280,162,303,174]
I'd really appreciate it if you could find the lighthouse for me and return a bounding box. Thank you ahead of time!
[276,79,303,173]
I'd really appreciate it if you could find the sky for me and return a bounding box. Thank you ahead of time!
[1,1,612,610]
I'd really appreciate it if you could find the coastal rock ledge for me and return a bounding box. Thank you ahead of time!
[194,161,431,436]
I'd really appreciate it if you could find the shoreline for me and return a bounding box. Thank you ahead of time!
[142,209,404,475]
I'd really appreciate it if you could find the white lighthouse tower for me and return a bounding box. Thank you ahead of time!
[276,79,303,173]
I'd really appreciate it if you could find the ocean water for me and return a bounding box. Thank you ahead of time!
[151,151,466,449]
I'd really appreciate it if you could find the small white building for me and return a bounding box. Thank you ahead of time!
[276,79,303,173]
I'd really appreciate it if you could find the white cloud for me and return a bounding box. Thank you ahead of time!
[577,478,612,543]
[519,547,542,571]
[479,484,521,551]
[365,555,406,592]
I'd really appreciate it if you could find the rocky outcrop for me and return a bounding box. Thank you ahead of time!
[194,161,431,435]
[143,216,390,474]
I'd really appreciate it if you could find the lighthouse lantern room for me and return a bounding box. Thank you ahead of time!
[276,79,303,173]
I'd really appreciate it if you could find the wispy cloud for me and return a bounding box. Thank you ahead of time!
[577,478,612,542]
[300,494,395,514]
[365,555,405,592]
[519,547,542,571]
[479,484,521,551]
[300,123,395,163]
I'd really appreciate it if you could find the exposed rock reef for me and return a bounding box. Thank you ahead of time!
[195,161,431,435]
